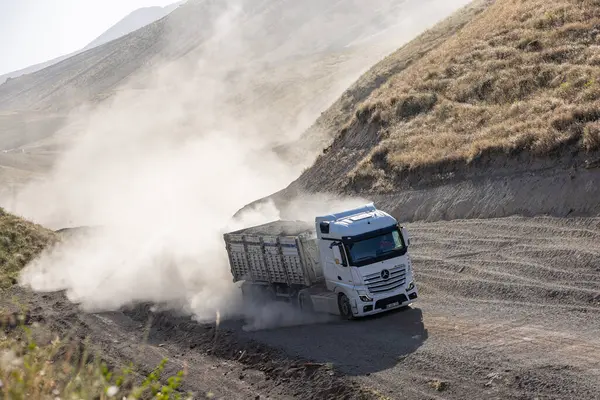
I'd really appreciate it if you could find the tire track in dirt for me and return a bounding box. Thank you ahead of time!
[412,216,600,309]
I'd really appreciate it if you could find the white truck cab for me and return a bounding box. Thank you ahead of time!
[311,203,417,318]
[223,203,418,319]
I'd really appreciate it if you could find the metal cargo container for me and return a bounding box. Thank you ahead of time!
[223,220,323,287]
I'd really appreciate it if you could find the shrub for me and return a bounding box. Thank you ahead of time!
[0,318,190,400]
[395,93,438,120]
[583,121,600,150]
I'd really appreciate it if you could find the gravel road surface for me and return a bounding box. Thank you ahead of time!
[14,216,600,399]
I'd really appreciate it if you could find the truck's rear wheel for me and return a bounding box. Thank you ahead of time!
[338,293,354,320]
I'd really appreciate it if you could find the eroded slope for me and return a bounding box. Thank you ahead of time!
[260,0,600,222]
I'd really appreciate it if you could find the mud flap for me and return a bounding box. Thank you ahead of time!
[351,298,359,315]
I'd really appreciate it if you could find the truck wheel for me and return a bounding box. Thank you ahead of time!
[338,293,354,320]
[298,292,314,314]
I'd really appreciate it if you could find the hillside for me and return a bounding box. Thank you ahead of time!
[0,1,184,85]
[83,2,185,50]
[0,208,56,288]
[247,0,600,222]
[278,0,493,161]
[0,53,77,86]
[0,0,470,198]
[0,0,459,113]
[2,2,600,398]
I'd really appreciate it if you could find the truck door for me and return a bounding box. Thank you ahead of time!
[329,242,354,286]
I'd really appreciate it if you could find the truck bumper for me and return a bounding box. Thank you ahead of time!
[352,288,418,317]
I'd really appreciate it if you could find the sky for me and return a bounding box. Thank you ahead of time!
[0,0,178,75]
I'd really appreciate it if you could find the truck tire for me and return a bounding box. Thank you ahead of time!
[338,293,354,320]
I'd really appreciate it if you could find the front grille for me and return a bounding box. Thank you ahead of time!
[375,294,408,310]
[363,265,406,294]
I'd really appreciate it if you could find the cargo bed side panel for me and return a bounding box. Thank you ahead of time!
[224,238,252,282]
[224,221,322,286]
[264,235,289,284]
[280,236,307,286]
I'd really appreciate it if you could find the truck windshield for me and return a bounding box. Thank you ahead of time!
[344,229,406,267]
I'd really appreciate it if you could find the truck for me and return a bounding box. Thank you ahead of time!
[223,203,418,319]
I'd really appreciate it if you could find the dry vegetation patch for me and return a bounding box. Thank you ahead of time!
[0,209,57,289]
[291,0,494,160]
[339,0,600,190]
[0,321,188,400]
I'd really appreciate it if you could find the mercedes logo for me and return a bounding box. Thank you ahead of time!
[381,269,390,280]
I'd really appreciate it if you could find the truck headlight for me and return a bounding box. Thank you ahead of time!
[357,290,372,302]
[406,281,415,292]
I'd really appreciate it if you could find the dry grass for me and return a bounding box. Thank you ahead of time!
[0,208,57,289]
[0,318,189,399]
[583,120,600,150]
[339,0,600,189]
[295,0,493,157]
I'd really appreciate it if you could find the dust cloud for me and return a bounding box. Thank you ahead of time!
[7,0,469,328]
[16,2,296,322]
[239,300,336,332]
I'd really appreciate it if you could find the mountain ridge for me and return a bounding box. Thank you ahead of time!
[83,1,186,50]
[0,1,185,84]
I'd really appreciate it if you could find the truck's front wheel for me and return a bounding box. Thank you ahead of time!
[338,293,354,320]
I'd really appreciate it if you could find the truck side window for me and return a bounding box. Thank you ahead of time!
[338,243,348,267]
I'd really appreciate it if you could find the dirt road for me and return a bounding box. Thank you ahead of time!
[17,216,600,399]
[232,216,600,399]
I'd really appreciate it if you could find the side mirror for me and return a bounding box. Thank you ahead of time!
[401,226,410,246]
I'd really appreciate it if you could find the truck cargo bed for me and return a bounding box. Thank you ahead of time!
[223,220,322,287]
[227,220,313,237]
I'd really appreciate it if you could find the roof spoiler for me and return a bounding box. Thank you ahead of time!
[315,203,376,224]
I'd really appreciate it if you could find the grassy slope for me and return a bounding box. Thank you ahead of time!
[0,208,57,289]
[288,0,494,160]
[291,0,600,195]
